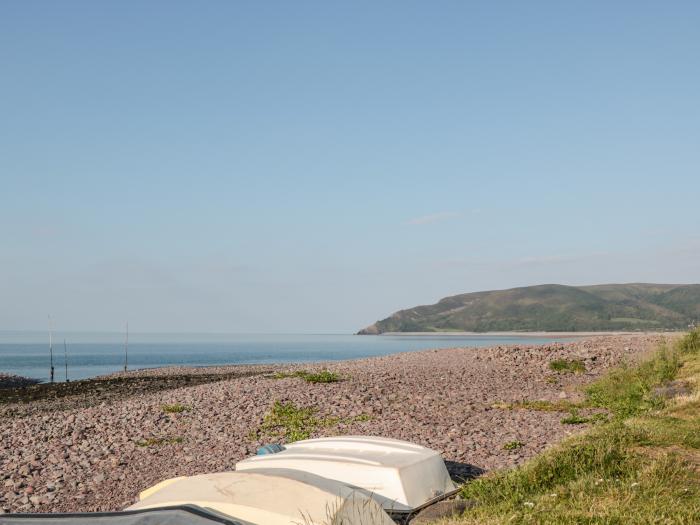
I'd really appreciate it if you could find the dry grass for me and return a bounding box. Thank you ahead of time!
[136,436,184,447]
[162,403,190,413]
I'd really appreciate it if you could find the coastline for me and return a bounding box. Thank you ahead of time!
[2,332,612,384]
[376,331,663,337]
[0,333,668,513]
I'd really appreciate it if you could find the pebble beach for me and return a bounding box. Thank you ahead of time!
[0,334,665,514]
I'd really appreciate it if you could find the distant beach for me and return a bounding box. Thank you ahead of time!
[0,333,584,383]
[377,331,647,337]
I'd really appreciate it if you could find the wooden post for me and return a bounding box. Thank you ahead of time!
[64,339,69,382]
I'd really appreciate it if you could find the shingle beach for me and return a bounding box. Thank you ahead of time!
[0,334,665,514]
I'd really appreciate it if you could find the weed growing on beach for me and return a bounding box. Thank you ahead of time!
[261,401,317,441]
[162,403,190,413]
[560,410,590,425]
[301,370,341,383]
[136,436,183,447]
[272,370,341,383]
[549,359,586,374]
[254,401,370,442]
[503,441,525,450]
[492,399,582,412]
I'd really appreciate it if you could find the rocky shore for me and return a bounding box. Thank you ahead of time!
[0,374,39,390]
[0,334,665,514]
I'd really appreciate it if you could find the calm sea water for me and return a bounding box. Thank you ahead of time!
[0,333,579,382]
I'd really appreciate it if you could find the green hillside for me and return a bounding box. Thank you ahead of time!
[358,283,700,334]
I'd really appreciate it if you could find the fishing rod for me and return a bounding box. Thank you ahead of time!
[64,339,69,382]
[48,315,54,383]
[124,322,129,373]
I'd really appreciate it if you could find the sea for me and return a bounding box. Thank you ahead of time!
[0,332,580,382]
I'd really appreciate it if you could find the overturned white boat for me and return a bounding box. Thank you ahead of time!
[1,436,458,525]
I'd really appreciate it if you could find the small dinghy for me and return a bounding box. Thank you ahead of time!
[236,436,458,513]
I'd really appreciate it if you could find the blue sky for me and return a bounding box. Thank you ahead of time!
[1,2,699,332]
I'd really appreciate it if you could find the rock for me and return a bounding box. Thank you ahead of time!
[409,500,475,524]
[653,381,691,399]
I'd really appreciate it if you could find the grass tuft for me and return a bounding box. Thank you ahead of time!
[549,359,586,374]
[137,436,183,447]
[493,399,582,412]
[272,370,341,383]
[254,401,370,443]
[260,401,318,442]
[162,403,190,413]
[300,370,341,383]
[560,410,590,425]
[503,441,525,451]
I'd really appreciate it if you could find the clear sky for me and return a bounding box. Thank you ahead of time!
[1,2,699,333]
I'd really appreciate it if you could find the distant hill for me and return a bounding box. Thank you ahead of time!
[358,283,700,334]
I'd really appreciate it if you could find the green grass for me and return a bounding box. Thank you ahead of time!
[446,330,700,524]
[136,436,184,447]
[585,344,681,419]
[493,399,582,412]
[272,370,341,383]
[253,401,371,443]
[560,410,591,425]
[162,403,190,413]
[549,359,586,374]
[504,441,525,451]
[259,401,318,442]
